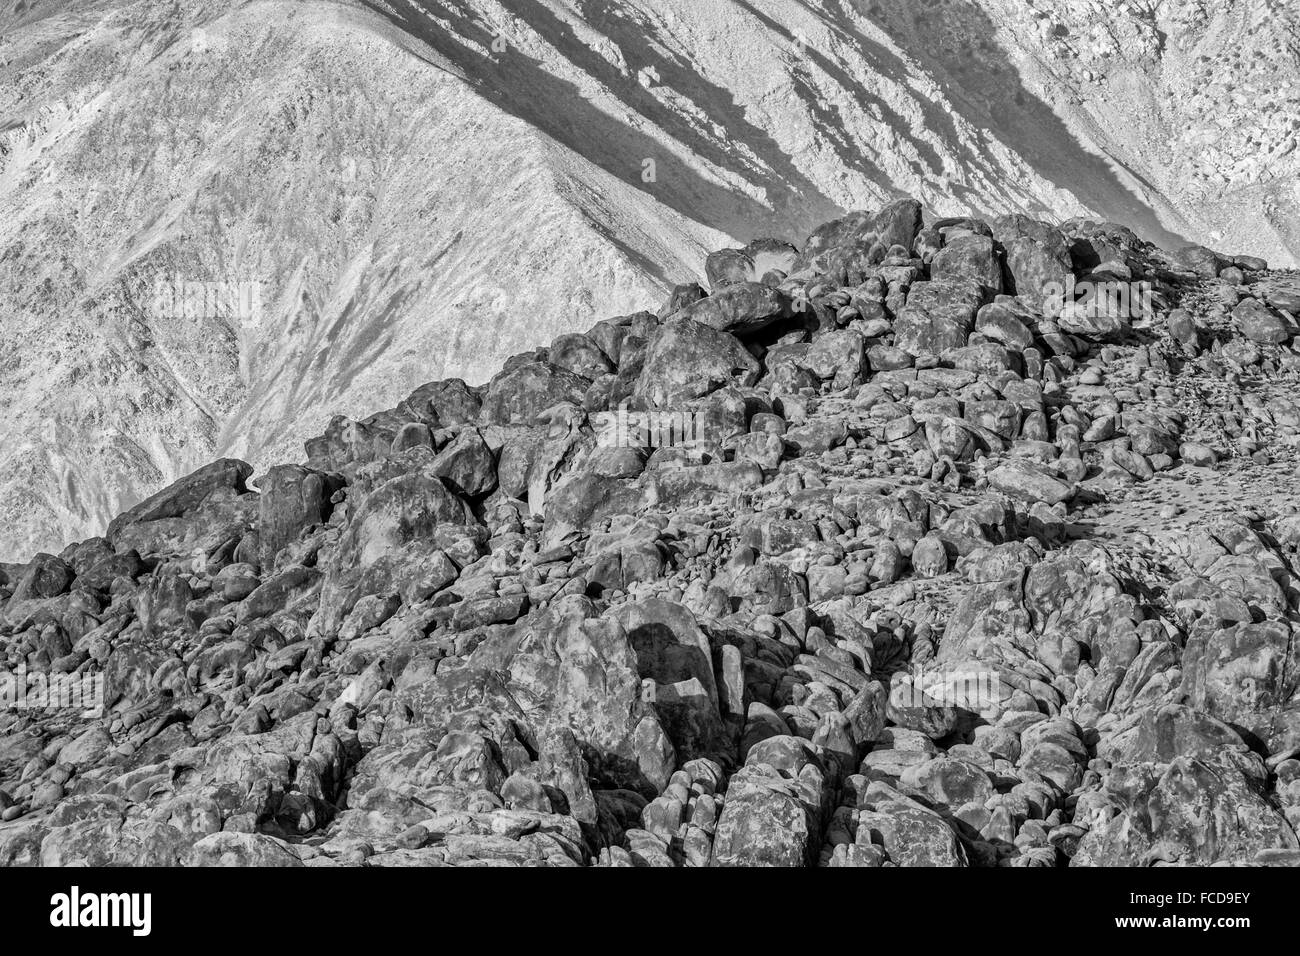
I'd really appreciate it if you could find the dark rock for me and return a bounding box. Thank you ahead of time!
[481,362,590,426]
[930,235,1002,296]
[107,459,252,546]
[257,465,340,568]
[634,317,761,406]
[672,282,786,335]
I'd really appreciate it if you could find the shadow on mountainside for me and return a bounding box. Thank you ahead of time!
[728,0,948,186]
[364,0,1195,253]
[363,0,848,246]
[831,0,1194,248]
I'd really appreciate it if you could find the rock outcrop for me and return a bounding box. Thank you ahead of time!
[3,198,1300,868]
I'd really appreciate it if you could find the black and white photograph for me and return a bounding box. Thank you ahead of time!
[0,0,1296,927]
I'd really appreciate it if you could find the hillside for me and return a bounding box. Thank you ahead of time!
[2,0,1296,559]
[2,196,1300,866]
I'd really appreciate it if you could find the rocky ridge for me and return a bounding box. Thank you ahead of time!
[3,199,1300,867]
[5,0,1298,561]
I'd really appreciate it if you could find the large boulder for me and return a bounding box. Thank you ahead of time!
[930,235,1002,296]
[892,279,982,355]
[1170,244,1224,278]
[704,240,799,290]
[671,282,786,335]
[1074,753,1297,866]
[399,378,482,426]
[941,549,1127,671]
[994,216,1072,308]
[480,362,590,426]
[106,459,252,548]
[874,198,924,252]
[856,799,968,867]
[7,553,75,602]
[256,465,340,568]
[311,471,470,634]
[793,210,876,273]
[548,333,614,378]
[987,460,1074,505]
[394,599,677,799]
[804,329,866,389]
[610,600,729,761]
[974,301,1035,351]
[429,427,497,498]
[634,318,761,407]
[1233,298,1290,345]
[1180,621,1300,753]
[711,737,831,867]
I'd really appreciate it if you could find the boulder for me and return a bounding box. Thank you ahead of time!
[634,318,761,407]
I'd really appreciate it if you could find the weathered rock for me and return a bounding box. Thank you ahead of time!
[1074,753,1297,866]
[1233,298,1290,345]
[634,318,762,407]
[429,427,497,498]
[931,235,1002,295]
[257,465,340,568]
[11,196,1300,873]
[988,460,1073,505]
[481,362,590,426]
[672,282,786,335]
[106,459,253,547]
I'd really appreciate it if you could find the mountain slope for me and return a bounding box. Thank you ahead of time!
[0,0,730,560]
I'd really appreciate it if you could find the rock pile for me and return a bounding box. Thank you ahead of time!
[3,199,1300,867]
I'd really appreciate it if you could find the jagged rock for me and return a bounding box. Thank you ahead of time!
[257,465,340,568]
[7,193,1300,872]
[1073,752,1297,866]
